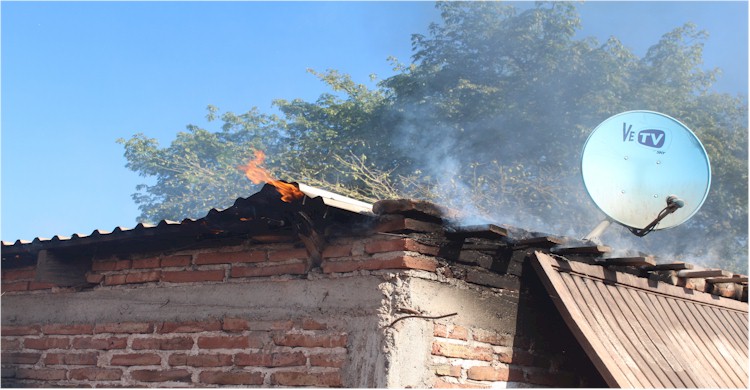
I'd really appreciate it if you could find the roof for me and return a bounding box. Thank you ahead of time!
[532,251,748,388]
[2,183,748,387]
[1,183,373,253]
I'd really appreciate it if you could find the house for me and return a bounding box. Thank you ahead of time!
[2,183,747,387]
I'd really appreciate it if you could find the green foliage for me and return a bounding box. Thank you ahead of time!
[119,2,747,273]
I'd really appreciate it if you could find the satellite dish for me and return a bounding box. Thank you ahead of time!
[581,110,711,237]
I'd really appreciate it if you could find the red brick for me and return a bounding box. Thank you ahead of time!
[431,341,493,361]
[161,255,192,267]
[1,338,21,350]
[69,367,123,381]
[230,262,307,278]
[196,250,266,265]
[322,244,353,258]
[271,371,342,387]
[15,368,67,381]
[2,324,41,336]
[272,332,347,348]
[161,269,225,283]
[1,281,28,292]
[268,248,308,262]
[110,353,161,366]
[222,317,250,332]
[85,272,104,284]
[434,324,468,340]
[94,322,154,334]
[168,353,233,367]
[158,319,222,333]
[434,365,462,377]
[495,347,535,366]
[322,254,438,273]
[199,370,264,385]
[131,369,191,383]
[125,271,161,284]
[365,238,439,255]
[197,335,259,349]
[132,336,193,350]
[1,352,41,364]
[467,366,506,381]
[24,337,70,350]
[471,328,513,346]
[44,352,99,365]
[302,318,328,330]
[365,238,407,253]
[93,259,131,271]
[235,351,305,367]
[247,320,294,331]
[132,257,160,269]
[1,267,35,281]
[310,353,346,368]
[466,366,525,382]
[41,323,94,335]
[104,274,127,286]
[72,336,128,350]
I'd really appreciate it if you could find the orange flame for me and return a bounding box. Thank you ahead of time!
[238,150,305,203]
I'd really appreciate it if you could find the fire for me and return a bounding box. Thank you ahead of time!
[238,150,305,202]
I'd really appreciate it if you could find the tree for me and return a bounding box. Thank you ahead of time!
[119,2,747,273]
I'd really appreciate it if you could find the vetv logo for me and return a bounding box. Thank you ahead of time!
[622,123,666,148]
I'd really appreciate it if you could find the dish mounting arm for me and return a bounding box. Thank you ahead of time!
[629,195,685,237]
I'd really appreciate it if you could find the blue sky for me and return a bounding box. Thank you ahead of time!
[2,1,747,242]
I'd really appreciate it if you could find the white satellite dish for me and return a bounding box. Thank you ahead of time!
[581,110,711,238]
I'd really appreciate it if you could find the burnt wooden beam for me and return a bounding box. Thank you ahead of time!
[372,199,459,221]
[446,224,509,241]
[514,236,565,248]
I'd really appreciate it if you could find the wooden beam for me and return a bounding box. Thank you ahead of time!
[514,236,565,247]
[676,269,730,278]
[704,276,749,284]
[552,245,612,255]
[600,257,656,267]
[446,224,508,240]
[642,262,694,271]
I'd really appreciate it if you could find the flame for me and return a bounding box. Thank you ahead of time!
[238,150,305,202]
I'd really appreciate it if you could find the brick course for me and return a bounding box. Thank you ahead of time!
[2,317,348,387]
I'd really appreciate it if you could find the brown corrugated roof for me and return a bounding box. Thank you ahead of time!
[532,251,749,388]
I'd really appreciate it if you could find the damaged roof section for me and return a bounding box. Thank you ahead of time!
[2,185,748,301]
[1,184,748,388]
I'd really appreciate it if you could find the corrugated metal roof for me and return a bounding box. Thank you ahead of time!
[1,185,373,251]
[532,251,749,388]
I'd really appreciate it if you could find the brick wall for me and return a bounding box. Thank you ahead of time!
[1,235,440,294]
[430,323,581,388]
[2,214,605,387]
[1,318,346,387]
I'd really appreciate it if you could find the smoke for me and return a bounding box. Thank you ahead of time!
[388,103,747,274]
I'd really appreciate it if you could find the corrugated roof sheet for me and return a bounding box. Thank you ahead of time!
[1,185,373,251]
[532,251,749,388]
